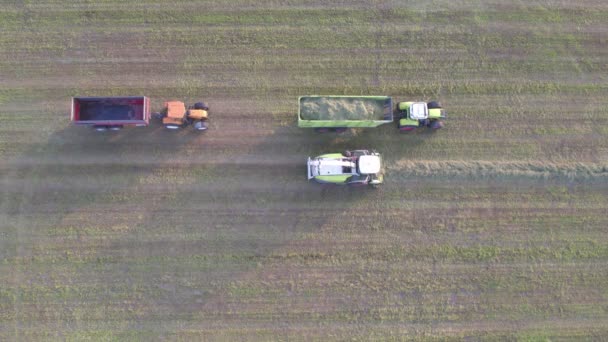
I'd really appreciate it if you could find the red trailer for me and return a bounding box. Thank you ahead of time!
[71,96,150,131]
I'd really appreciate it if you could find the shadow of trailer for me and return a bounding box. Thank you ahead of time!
[297,95,393,133]
[71,96,150,131]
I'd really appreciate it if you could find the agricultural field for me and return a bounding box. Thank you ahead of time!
[1,0,608,340]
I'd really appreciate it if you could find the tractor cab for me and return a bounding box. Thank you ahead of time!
[408,102,429,120]
[357,155,381,175]
[397,100,445,131]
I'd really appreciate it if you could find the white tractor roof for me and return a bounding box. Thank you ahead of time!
[410,102,428,120]
[358,155,381,174]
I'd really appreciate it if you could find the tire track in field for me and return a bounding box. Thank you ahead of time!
[7,156,606,189]
[372,0,390,87]
[387,159,608,182]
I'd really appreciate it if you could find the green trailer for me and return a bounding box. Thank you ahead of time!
[298,95,393,132]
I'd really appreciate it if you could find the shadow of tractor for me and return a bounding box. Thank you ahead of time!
[2,104,437,336]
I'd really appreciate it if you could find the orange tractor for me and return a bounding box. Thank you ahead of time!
[156,101,209,131]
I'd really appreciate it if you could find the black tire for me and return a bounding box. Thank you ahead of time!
[193,121,208,131]
[194,102,209,110]
[429,120,444,130]
[427,101,441,109]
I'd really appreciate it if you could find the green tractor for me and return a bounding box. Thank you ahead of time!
[307,149,383,186]
[397,101,446,131]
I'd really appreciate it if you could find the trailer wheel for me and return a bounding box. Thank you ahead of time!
[165,124,180,130]
[333,127,348,134]
[314,128,330,133]
[427,101,442,109]
[94,126,108,132]
[108,126,123,131]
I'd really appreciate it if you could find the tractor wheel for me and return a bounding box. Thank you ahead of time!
[427,101,442,109]
[430,120,444,130]
[194,102,209,110]
[193,121,208,131]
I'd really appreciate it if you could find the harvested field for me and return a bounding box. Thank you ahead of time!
[1,0,608,340]
[300,97,387,121]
